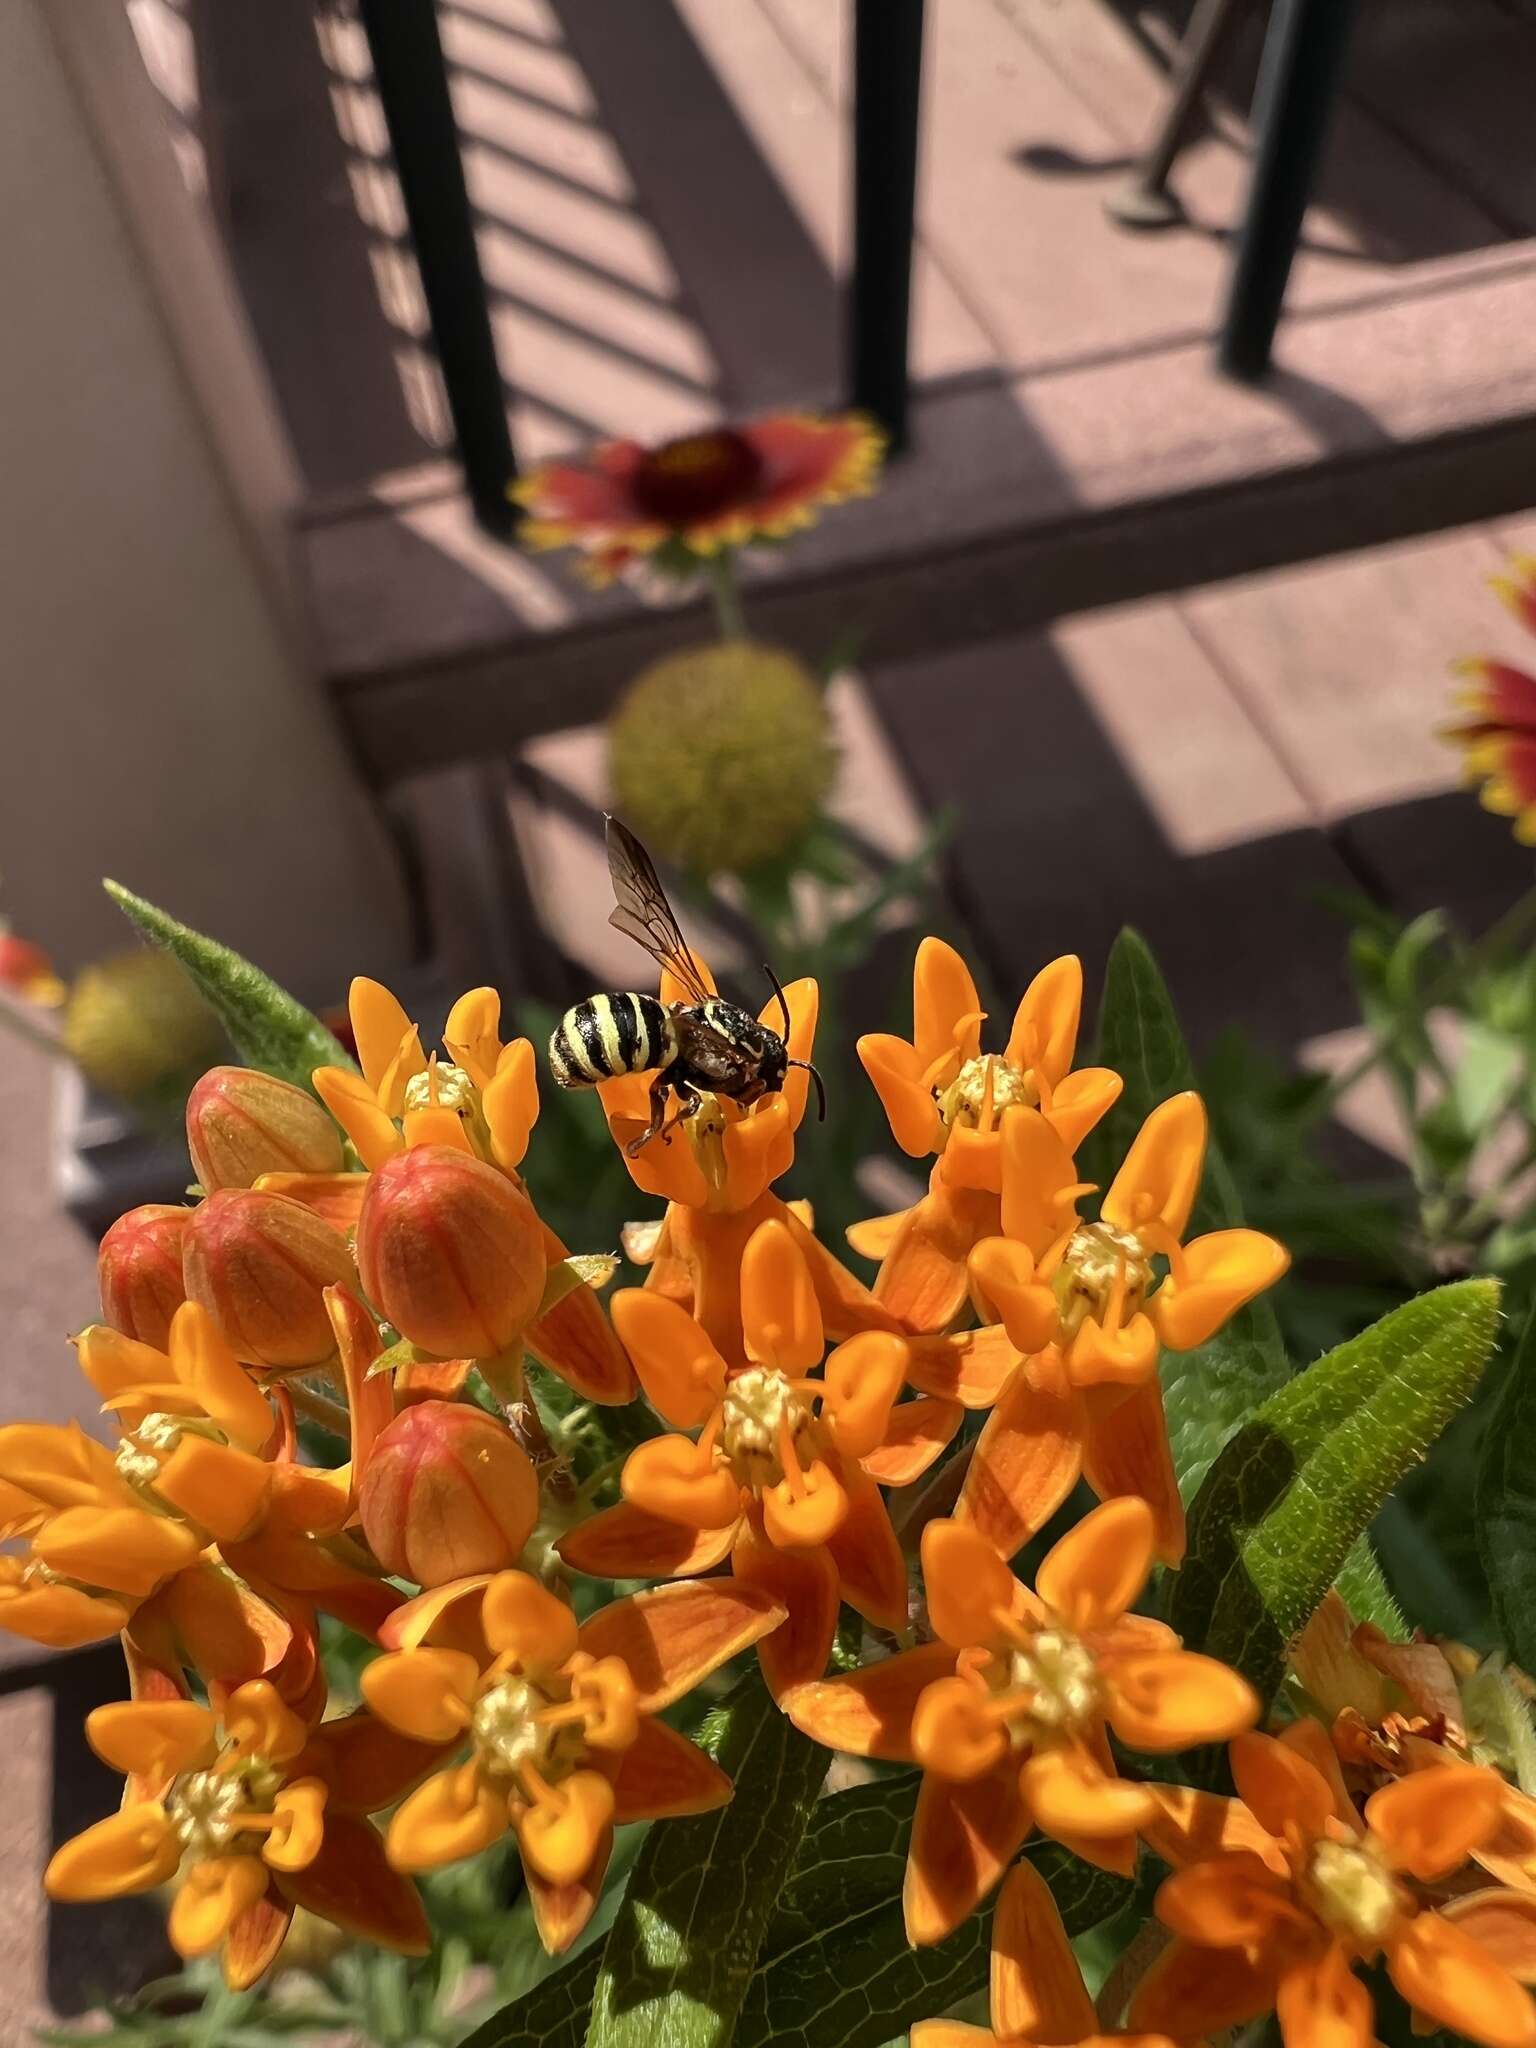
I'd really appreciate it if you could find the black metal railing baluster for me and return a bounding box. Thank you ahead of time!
[849,0,925,452]
[357,0,517,537]
[1219,0,1359,381]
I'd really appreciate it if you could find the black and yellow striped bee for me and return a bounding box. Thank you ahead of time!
[549,817,825,1157]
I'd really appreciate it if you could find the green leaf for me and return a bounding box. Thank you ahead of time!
[1172,1278,1500,1700]
[103,881,353,1093]
[584,1669,826,2048]
[539,1254,620,1317]
[1477,1308,1536,1672]
[463,1950,600,2048]
[735,1774,1129,2048]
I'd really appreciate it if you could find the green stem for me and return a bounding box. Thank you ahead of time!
[706,549,748,642]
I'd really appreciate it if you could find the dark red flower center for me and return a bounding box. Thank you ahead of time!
[630,430,765,526]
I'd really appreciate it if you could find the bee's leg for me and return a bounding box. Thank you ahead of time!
[655,1090,702,1146]
[625,1073,674,1158]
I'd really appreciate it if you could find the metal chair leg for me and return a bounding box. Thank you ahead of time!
[1106,0,1249,229]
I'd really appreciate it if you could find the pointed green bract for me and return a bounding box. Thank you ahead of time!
[103,880,354,1095]
[1172,1277,1500,1701]
[1477,1309,1536,1672]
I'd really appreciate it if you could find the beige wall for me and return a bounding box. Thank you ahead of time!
[0,0,409,1002]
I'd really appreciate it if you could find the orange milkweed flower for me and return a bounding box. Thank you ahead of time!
[1132,1727,1536,2048]
[0,930,65,1005]
[45,1678,432,1988]
[303,977,632,1404]
[912,1091,1287,1564]
[512,413,883,583]
[557,1218,959,1696]
[596,956,899,1365]
[361,1569,784,1952]
[912,1859,1178,2048]
[853,940,1123,1334]
[783,1499,1258,1945]
[1443,560,1536,844]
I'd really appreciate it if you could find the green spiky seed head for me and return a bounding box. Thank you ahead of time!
[63,949,222,1100]
[607,642,835,875]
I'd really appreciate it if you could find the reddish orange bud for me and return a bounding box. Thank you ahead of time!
[356,1147,545,1360]
[183,1189,354,1369]
[357,1399,538,1586]
[186,1065,345,1193]
[97,1203,191,1350]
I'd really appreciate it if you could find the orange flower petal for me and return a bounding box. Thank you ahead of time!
[859,1396,962,1486]
[327,1285,392,1496]
[903,1767,1030,1947]
[44,1803,180,1901]
[1152,1228,1290,1352]
[297,1708,449,1816]
[1276,1942,1374,2048]
[912,1675,1010,1781]
[255,1171,369,1231]
[922,1518,1017,1650]
[1128,1937,1278,2037]
[905,1325,1022,1412]
[1140,1783,1290,1874]
[958,1346,1084,1559]
[481,1572,579,1671]
[1005,955,1083,1086]
[169,1852,270,1958]
[576,1579,787,1712]
[1022,1745,1156,1838]
[223,1884,293,1990]
[606,1109,711,1207]
[524,1831,609,1956]
[998,1108,1081,1256]
[313,1067,404,1172]
[526,1224,635,1406]
[1277,1718,1358,1829]
[622,1436,742,1530]
[1101,1092,1206,1240]
[610,1290,726,1428]
[361,1648,479,1744]
[741,1219,823,1373]
[610,1716,732,1825]
[913,939,983,1070]
[85,1699,216,1781]
[349,978,417,1102]
[1368,1762,1507,1879]
[990,1858,1099,2043]
[1388,1911,1536,2048]
[556,1501,738,1581]
[388,1763,508,1873]
[1065,1311,1160,1392]
[846,1207,912,1262]
[1231,1730,1340,1843]
[969,1238,1059,1357]
[153,1435,272,1544]
[781,1642,957,1761]
[762,1461,848,1549]
[518,1768,614,1887]
[1079,1378,1186,1566]
[858,1034,943,1158]
[822,1331,909,1459]
[776,1198,907,1343]
[481,1036,539,1174]
[909,2026,997,2047]
[1104,1650,1259,1752]
[825,1462,908,1632]
[1043,1067,1124,1155]
[1037,1495,1154,1632]
[731,1518,840,1699]
[874,1182,997,1334]
[1442,1891,1536,1985]
[35,1504,202,1600]
[281,1811,431,1955]
[1155,1853,1300,1945]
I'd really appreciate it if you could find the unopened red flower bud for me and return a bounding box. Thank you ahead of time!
[357,1399,538,1587]
[356,1147,544,1360]
[97,1204,191,1350]
[186,1065,345,1194]
[183,1188,354,1369]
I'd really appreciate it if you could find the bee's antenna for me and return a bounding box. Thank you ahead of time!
[762,962,792,1040]
[788,1058,827,1122]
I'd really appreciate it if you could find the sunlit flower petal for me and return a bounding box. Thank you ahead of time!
[1151,1228,1290,1351]
[1387,1911,1536,2048]
[1368,1762,1507,1879]
[1036,1495,1154,1633]
[989,1857,1100,2043]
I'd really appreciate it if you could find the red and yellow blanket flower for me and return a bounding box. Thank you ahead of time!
[907,1090,1287,1563]
[784,1499,1258,1944]
[302,978,631,1404]
[512,413,883,583]
[361,1568,783,1952]
[914,1858,1177,2048]
[1443,557,1536,843]
[1131,1726,1536,2048]
[557,1217,958,1695]
[45,1678,433,1988]
[0,1302,395,1651]
[852,940,1123,1333]
[594,957,900,1366]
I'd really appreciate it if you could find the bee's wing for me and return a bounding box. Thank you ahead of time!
[604,816,713,1004]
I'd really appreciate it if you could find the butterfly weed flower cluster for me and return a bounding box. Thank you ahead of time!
[10,830,1536,2048]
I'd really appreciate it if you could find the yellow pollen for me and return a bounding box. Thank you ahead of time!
[1306,1839,1406,1948]
[169,1754,280,1864]
[403,1062,478,1116]
[112,1411,221,1503]
[471,1677,557,1780]
[720,1367,812,1488]
[935,1055,1036,1135]
[1002,1627,1102,1736]
[1051,1222,1153,1336]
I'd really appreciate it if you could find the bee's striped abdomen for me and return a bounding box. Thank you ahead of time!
[549,993,675,1089]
